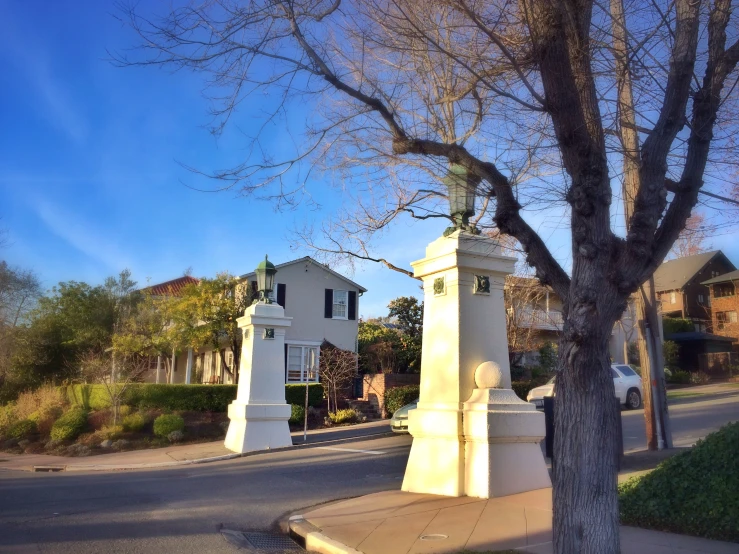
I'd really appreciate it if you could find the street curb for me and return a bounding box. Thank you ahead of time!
[1,428,397,473]
[288,515,363,554]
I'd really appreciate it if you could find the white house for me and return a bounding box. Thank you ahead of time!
[143,257,366,385]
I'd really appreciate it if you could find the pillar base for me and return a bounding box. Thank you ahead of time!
[224,401,292,454]
[401,404,464,496]
[463,388,551,498]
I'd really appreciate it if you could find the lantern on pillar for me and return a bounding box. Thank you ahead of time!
[442,164,481,236]
[255,255,277,303]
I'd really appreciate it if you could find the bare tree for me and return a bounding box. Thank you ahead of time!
[669,212,713,259]
[505,276,549,370]
[319,344,358,413]
[79,351,149,427]
[116,1,739,550]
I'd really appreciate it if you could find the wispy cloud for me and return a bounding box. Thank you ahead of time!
[0,12,88,142]
[34,199,134,272]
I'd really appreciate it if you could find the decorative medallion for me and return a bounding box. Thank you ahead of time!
[243,329,250,339]
[433,276,446,296]
[474,275,491,294]
[264,328,275,339]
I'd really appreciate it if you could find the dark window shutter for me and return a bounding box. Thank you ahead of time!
[277,283,286,308]
[348,291,357,320]
[284,344,289,382]
[325,289,333,318]
[250,280,258,301]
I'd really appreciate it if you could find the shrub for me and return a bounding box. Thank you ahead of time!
[384,385,419,416]
[153,414,185,437]
[28,406,64,436]
[13,386,67,422]
[7,419,37,440]
[662,317,694,335]
[669,370,691,385]
[121,413,147,432]
[64,383,324,412]
[619,422,739,542]
[289,404,305,425]
[328,409,360,425]
[0,403,17,436]
[50,408,88,442]
[167,430,185,443]
[690,371,711,385]
[118,405,133,417]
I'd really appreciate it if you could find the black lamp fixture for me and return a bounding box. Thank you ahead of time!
[255,255,277,303]
[442,164,481,236]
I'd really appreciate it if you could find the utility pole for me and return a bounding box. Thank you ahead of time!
[610,0,672,450]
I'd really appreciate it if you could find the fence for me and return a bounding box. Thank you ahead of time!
[697,352,738,378]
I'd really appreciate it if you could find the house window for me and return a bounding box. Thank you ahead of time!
[714,283,735,298]
[670,292,676,304]
[698,294,705,304]
[286,345,319,383]
[148,356,160,371]
[333,290,348,319]
[717,311,738,330]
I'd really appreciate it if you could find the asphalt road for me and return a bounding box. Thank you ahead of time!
[1,390,737,553]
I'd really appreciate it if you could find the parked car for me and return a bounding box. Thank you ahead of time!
[390,399,419,433]
[526,364,643,410]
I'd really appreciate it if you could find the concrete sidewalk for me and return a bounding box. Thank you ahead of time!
[0,419,392,472]
[289,488,739,554]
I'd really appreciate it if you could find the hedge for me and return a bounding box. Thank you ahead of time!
[619,422,739,543]
[385,385,419,416]
[63,383,324,412]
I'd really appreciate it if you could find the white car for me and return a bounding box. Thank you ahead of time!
[526,364,643,410]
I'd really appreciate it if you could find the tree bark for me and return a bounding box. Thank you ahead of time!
[554,316,621,553]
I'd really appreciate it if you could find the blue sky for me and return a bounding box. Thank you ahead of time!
[1,2,737,318]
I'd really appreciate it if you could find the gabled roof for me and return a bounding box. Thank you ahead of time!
[702,269,739,286]
[144,276,200,297]
[653,251,732,291]
[240,256,367,293]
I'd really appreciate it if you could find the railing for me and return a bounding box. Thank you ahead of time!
[509,308,564,331]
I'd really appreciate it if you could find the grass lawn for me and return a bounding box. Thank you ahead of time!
[666,391,701,400]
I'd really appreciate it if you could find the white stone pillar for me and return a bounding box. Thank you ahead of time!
[224,302,293,454]
[401,230,550,497]
[156,355,162,384]
[185,348,193,384]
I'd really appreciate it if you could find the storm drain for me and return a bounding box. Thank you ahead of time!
[220,529,302,552]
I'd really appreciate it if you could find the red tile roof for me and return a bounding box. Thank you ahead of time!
[145,276,199,297]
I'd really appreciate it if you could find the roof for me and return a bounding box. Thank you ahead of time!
[144,276,200,297]
[701,269,739,285]
[652,251,730,291]
[664,331,737,343]
[241,256,367,293]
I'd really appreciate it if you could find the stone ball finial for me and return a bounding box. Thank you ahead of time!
[475,361,504,389]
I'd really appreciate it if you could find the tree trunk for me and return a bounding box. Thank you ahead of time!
[554,320,621,553]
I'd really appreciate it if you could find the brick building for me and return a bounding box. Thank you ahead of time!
[653,250,736,332]
[703,269,739,352]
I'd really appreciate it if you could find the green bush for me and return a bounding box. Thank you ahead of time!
[669,370,691,384]
[328,409,360,424]
[153,414,185,437]
[663,317,694,335]
[118,405,133,417]
[384,385,419,416]
[289,404,305,425]
[50,408,88,442]
[121,413,147,432]
[0,403,17,436]
[619,422,739,542]
[64,383,324,412]
[7,419,37,440]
